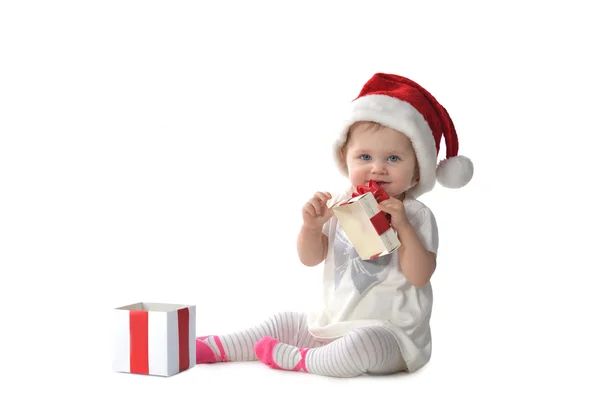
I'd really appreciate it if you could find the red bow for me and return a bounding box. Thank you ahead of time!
[352,180,390,202]
[352,180,392,226]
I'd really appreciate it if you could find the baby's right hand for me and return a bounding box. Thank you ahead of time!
[302,191,334,230]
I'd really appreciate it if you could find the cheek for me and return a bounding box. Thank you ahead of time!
[389,167,415,184]
[347,164,368,182]
[348,162,367,174]
[348,169,362,181]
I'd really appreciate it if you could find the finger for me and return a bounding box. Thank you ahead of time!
[314,192,332,208]
[304,203,316,217]
[377,203,394,212]
[378,199,391,207]
[315,192,331,204]
[380,197,402,206]
[308,198,322,215]
[380,199,402,208]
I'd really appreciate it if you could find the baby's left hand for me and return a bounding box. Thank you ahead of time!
[377,198,410,230]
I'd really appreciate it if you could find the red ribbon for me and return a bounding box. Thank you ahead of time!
[128,307,191,375]
[129,310,149,374]
[370,211,390,235]
[352,180,390,202]
[177,308,190,372]
[355,180,392,229]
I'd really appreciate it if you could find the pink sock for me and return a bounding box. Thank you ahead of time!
[196,335,228,364]
[254,336,309,372]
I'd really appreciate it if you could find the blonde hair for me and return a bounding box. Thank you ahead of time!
[348,121,386,136]
[341,121,386,153]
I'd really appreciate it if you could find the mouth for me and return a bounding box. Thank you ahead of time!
[371,180,389,185]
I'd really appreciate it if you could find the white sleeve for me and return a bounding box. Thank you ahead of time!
[409,207,439,255]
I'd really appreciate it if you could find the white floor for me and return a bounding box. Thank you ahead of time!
[3,2,600,399]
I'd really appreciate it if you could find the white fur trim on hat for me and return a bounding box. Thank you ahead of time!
[333,94,438,198]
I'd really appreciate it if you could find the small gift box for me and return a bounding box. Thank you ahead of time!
[113,302,196,377]
[333,181,400,260]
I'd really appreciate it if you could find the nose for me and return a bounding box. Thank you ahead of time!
[370,161,386,174]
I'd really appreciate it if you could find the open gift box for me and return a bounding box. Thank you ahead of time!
[113,302,196,377]
[333,181,400,260]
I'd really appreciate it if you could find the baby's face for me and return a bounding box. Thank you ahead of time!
[343,123,418,198]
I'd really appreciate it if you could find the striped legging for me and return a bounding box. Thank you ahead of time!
[203,311,406,377]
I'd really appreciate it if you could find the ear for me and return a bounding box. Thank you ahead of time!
[412,164,420,183]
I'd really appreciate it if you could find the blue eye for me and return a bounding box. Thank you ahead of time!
[388,155,400,162]
[360,154,372,161]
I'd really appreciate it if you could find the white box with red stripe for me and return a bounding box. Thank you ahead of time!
[113,302,196,377]
[332,191,401,260]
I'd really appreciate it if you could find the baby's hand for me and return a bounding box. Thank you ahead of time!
[302,191,333,230]
[378,197,410,230]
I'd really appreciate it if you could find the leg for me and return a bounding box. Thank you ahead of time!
[196,311,318,363]
[255,326,406,377]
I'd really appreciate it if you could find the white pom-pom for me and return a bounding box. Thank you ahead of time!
[436,155,474,188]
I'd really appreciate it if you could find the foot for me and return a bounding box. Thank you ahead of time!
[254,336,309,372]
[196,335,228,364]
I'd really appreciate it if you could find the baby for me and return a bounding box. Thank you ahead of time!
[195,73,473,377]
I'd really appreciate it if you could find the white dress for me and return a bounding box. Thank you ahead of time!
[307,187,440,372]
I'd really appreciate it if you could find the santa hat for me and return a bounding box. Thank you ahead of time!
[333,73,473,198]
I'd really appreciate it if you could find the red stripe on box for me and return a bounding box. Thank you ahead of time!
[129,310,149,374]
[370,211,390,235]
[177,308,190,371]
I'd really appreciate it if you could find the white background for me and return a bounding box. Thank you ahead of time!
[1,1,599,399]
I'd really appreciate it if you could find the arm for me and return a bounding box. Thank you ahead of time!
[298,191,333,267]
[297,225,328,267]
[396,222,436,287]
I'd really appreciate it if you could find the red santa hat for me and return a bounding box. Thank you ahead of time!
[333,73,474,198]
